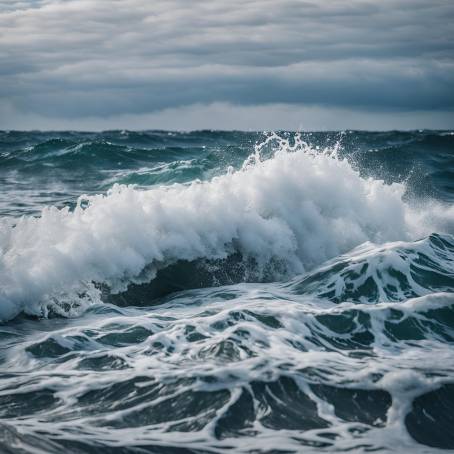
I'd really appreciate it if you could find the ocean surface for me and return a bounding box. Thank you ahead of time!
[0,129,453,453]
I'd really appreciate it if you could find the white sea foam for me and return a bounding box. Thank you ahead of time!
[2,287,453,453]
[0,134,453,320]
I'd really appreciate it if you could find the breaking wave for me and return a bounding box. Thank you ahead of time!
[1,133,454,321]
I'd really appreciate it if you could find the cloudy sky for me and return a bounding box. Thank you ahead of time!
[1,0,453,130]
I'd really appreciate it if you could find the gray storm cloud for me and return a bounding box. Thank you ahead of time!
[0,0,453,129]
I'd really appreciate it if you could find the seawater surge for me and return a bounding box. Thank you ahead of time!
[0,130,453,453]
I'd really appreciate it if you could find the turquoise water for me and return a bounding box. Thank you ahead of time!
[0,130,453,453]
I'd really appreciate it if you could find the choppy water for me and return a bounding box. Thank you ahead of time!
[0,130,453,453]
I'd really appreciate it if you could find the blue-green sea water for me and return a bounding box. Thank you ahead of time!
[0,130,454,453]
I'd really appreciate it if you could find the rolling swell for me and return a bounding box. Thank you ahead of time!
[289,233,454,303]
[0,130,454,453]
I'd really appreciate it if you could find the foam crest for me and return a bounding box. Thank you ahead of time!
[0,134,452,320]
[290,233,454,303]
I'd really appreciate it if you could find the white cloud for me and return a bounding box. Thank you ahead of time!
[0,0,453,129]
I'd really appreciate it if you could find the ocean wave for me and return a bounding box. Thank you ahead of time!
[2,129,454,454]
[1,133,454,321]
